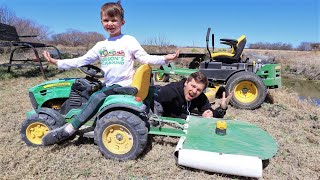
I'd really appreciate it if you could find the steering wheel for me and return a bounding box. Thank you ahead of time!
[78,65,104,78]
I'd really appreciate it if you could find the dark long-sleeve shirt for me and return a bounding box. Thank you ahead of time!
[154,80,226,119]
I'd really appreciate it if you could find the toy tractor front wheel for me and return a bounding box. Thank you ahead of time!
[94,110,148,160]
[226,71,267,109]
[20,108,65,146]
[153,72,169,82]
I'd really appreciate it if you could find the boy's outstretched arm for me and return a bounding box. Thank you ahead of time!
[164,49,180,61]
[43,51,58,65]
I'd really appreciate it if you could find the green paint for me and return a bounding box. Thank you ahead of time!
[99,95,144,111]
[29,79,75,108]
[182,116,278,160]
[149,127,185,137]
[256,64,282,88]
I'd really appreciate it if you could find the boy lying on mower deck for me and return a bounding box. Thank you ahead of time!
[21,64,278,178]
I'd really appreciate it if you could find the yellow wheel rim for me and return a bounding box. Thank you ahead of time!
[26,122,49,145]
[102,124,133,155]
[234,81,258,103]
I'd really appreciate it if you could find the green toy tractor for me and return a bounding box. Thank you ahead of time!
[21,64,152,159]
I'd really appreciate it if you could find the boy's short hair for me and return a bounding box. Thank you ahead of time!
[100,1,124,20]
[186,71,208,88]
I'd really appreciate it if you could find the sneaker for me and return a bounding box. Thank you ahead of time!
[42,124,73,145]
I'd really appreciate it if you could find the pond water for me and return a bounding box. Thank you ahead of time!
[282,78,320,106]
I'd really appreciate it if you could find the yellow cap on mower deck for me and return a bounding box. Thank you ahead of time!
[215,120,227,135]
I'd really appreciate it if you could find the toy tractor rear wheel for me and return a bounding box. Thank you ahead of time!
[20,108,65,146]
[94,110,148,160]
[226,71,267,109]
[153,72,169,82]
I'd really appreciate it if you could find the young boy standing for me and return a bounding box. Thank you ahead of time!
[42,1,179,145]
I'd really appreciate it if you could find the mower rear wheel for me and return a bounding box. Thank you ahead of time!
[153,72,169,82]
[226,71,267,109]
[21,108,65,146]
[94,110,148,160]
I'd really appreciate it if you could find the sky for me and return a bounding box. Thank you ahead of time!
[0,0,319,48]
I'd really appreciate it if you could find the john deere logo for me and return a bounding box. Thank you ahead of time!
[43,82,71,88]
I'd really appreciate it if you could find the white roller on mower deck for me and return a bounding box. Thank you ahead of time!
[175,137,263,178]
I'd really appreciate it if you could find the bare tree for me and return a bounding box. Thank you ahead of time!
[142,35,177,53]
[248,42,293,50]
[296,42,313,51]
[1,6,51,42]
[12,18,51,42]
[50,29,105,46]
[310,43,320,51]
[0,5,16,24]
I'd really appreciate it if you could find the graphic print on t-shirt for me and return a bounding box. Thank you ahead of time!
[99,47,125,65]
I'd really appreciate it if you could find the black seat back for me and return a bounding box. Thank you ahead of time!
[0,23,20,41]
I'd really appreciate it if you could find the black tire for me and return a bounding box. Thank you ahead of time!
[225,71,267,109]
[20,108,65,146]
[94,110,148,160]
[153,72,169,82]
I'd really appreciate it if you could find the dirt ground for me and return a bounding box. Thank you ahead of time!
[0,50,319,179]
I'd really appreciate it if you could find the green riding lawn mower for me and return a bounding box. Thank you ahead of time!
[21,63,278,178]
[152,28,282,110]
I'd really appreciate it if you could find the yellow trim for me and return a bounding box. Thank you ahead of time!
[43,82,71,88]
[237,35,246,46]
[212,35,246,57]
[26,122,49,145]
[212,52,234,58]
[131,64,151,100]
[237,35,246,56]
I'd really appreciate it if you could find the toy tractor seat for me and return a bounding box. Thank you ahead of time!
[212,35,246,63]
[113,64,151,100]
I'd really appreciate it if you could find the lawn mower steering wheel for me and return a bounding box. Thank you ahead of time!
[78,65,104,78]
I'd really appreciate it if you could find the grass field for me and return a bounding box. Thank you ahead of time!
[0,50,319,179]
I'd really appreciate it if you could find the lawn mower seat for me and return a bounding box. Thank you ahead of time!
[211,35,246,63]
[113,64,151,100]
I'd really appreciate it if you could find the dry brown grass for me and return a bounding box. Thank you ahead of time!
[0,50,319,179]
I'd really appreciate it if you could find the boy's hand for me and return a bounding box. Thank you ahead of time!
[43,51,58,65]
[164,50,180,60]
[220,91,233,110]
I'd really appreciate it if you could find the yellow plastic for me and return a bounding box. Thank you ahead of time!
[216,120,227,130]
[102,124,133,155]
[211,35,246,58]
[131,64,151,100]
[204,86,219,103]
[26,122,49,145]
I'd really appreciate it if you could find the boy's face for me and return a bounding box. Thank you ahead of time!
[184,78,206,101]
[101,12,125,37]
